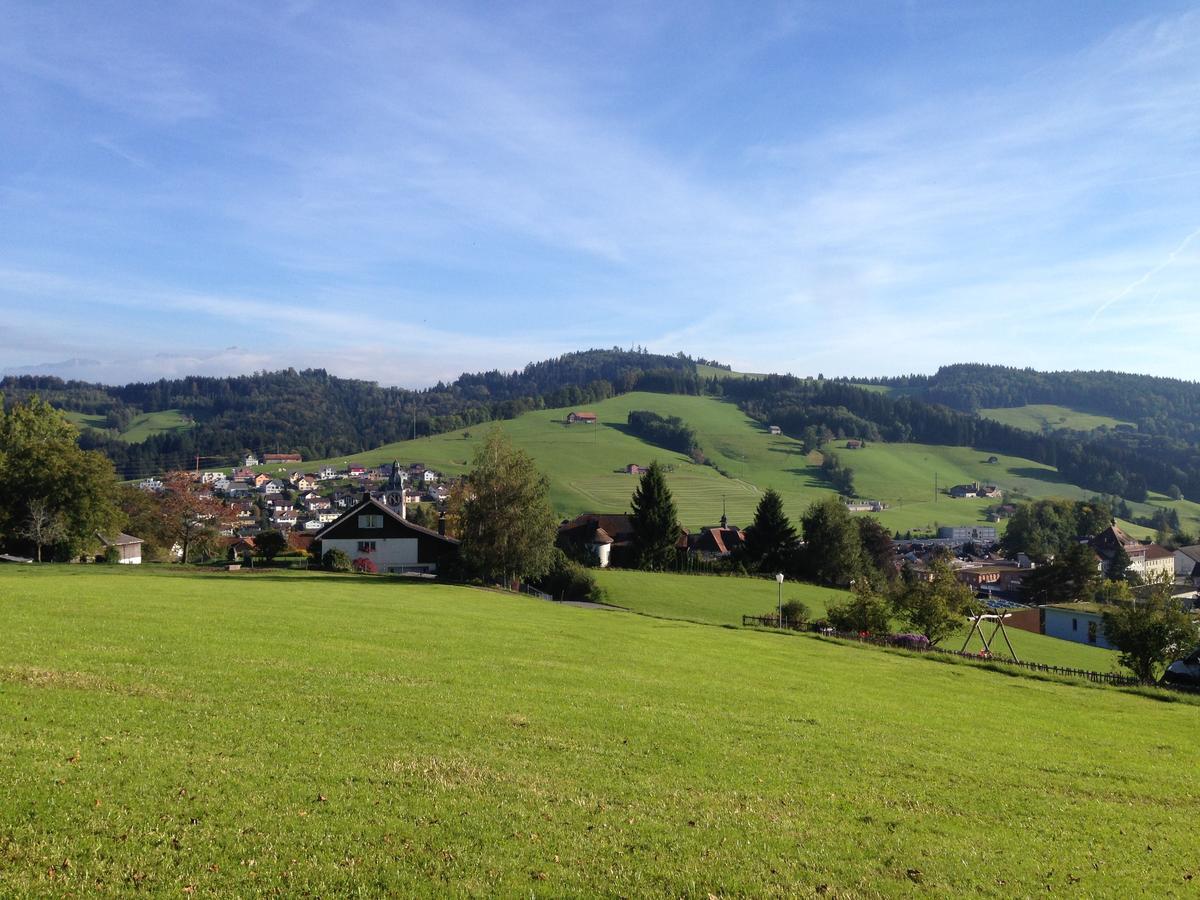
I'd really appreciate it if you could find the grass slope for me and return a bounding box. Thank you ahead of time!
[979,404,1133,433]
[64,409,193,443]
[302,392,1200,535]
[594,569,1120,671]
[2,567,1197,896]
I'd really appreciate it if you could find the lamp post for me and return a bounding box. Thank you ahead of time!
[776,572,784,629]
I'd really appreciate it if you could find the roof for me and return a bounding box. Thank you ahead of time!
[590,527,614,545]
[312,496,459,544]
[1091,523,1138,556]
[1177,545,1200,564]
[569,411,598,419]
[1144,544,1173,560]
[97,532,143,547]
[559,513,636,544]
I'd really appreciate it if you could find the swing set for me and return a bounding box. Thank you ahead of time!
[960,611,1020,661]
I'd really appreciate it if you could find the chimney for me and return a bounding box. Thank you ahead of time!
[437,513,446,536]
[361,491,371,504]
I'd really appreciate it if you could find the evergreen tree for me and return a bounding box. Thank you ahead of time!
[629,461,680,571]
[459,428,558,586]
[1106,542,1132,582]
[744,488,797,573]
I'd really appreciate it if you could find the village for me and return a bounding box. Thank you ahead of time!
[99,436,1199,660]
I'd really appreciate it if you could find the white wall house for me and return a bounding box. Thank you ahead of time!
[314,496,459,574]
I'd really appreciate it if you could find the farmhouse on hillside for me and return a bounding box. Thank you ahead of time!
[313,495,458,575]
[264,452,303,464]
[768,425,782,435]
[566,411,597,424]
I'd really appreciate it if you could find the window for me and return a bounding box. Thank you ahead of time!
[358,514,383,529]
[1072,618,1078,632]
[1087,621,1097,644]
[357,541,376,553]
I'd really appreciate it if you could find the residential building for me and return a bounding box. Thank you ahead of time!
[313,495,459,575]
[1091,523,1174,580]
[768,425,782,436]
[937,525,999,544]
[566,411,598,424]
[1175,545,1200,580]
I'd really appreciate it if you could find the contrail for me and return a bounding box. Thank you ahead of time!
[1090,225,1200,324]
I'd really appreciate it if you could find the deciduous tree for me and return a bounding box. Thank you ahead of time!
[798,496,863,587]
[0,396,121,559]
[459,428,558,586]
[890,559,979,645]
[1102,573,1199,683]
[158,471,225,564]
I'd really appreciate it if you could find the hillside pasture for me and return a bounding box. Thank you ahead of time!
[1,567,1195,896]
[64,408,193,443]
[978,403,1133,433]
[300,392,1200,535]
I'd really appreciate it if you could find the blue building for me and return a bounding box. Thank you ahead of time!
[1041,604,1113,649]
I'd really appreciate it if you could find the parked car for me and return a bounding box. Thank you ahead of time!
[1161,647,1200,687]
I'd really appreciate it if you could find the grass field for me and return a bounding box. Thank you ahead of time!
[978,404,1133,433]
[2,567,1197,896]
[299,391,1200,535]
[594,569,1121,671]
[65,409,193,443]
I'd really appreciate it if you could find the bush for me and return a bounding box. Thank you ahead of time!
[889,633,931,652]
[826,583,892,634]
[352,557,378,574]
[537,549,607,602]
[102,545,121,565]
[780,598,809,626]
[322,548,351,572]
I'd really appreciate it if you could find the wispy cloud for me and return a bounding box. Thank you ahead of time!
[1,4,1199,383]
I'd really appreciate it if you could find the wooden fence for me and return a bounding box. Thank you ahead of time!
[741,615,1148,688]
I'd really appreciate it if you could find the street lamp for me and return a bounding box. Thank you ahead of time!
[776,572,784,628]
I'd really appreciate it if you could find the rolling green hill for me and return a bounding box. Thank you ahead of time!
[1,567,1195,895]
[64,408,193,443]
[300,393,1200,535]
[978,404,1133,433]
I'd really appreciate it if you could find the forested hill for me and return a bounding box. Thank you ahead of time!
[0,349,701,479]
[722,374,1200,505]
[5,353,1200,504]
[864,364,1200,439]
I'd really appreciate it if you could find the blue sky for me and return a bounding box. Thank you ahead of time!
[2,1,1199,386]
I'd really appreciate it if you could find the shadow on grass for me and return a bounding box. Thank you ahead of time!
[1008,466,1072,486]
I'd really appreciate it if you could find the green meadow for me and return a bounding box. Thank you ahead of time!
[65,409,193,443]
[594,569,1120,671]
[978,403,1133,434]
[299,392,1200,535]
[1,567,1196,896]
